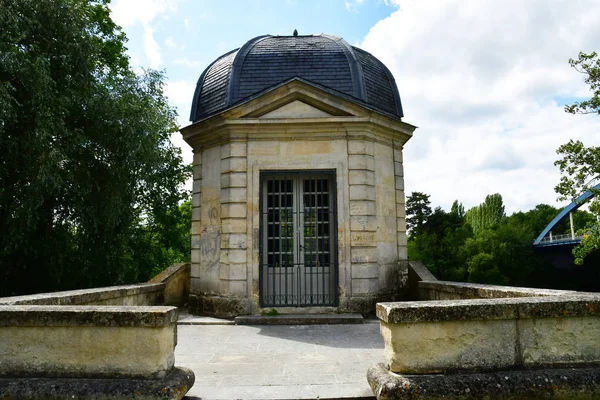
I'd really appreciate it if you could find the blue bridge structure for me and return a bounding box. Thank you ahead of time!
[533,179,599,248]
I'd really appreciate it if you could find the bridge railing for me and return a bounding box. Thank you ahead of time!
[537,232,583,245]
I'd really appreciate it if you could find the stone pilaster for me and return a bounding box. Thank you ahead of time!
[347,140,379,297]
[219,141,248,299]
[393,141,408,281]
[190,151,202,294]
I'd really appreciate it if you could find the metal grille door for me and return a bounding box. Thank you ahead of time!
[260,171,337,307]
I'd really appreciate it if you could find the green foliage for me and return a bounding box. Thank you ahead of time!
[0,0,191,296]
[408,192,557,286]
[464,194,506,235]
[450,200,465,218]
[564,51,600,115]
[406,192,432,236]
[555,50,600,265]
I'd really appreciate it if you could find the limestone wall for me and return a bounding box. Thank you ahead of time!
[188,134,410,316]
[0,305,177,378]
[0,283,165,306]
[377,295,600,374]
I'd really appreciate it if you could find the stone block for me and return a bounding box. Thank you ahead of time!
[518,316,600,367]
[0,306,177,379]
[352,263,379,279]
[228,280,247,297]
[380,319,518,373]
[395,190,405,205]
[221,203,247,219]
[348,140,374,156]
[396,203,405,218]
[193,166,202,180]
[397,218,406,232]
[348,170,376,186]
[348,154,375,171]
[221,157,247,173]
[192,193,201,208]
[191,206,201,222]
[352,278,380,295]
[221,172,247,188]
[351,247,378,263]
[192,179,202,194]
[222,218,247,234]
[219,264,247,281]
[0,366,194,400]
[367,363,600,400]
[220,233,248,250]
[191,221,201,235]
[394,176,404,191]
[350,231,377,247]
[221,142,247,158]
[190,276,201,293]
[190,234,201,250]
[397,231,407,245]
[190,263,201,279]
[193,152,202,166]
[220,249,247,264]
[191,249,200,264]
[397,245,408,260]
[394,161,403,177]
[221,187,247,203]
[350,215,378,232]
[393,147,403,163]
[248,141,280,156]
[349,185,376,201]
[350,200,377,216]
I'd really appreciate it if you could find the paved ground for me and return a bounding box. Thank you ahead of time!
[176,319,383,399]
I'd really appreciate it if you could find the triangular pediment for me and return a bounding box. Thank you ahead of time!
[223,79,369,120]
[259,100,332,119]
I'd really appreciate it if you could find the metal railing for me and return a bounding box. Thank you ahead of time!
[537,233,583,245]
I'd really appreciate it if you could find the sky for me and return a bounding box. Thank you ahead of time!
[109,0,600,215]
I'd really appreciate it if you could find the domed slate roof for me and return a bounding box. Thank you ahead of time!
[190,34,404,122]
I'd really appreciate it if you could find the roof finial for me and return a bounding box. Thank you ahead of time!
[293,29,298,37]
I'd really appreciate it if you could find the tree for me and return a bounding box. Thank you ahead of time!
[464,194,506,235]
[0,0,191,296]
[406,192,432,236]
[450,200,465,218]
[555,51,600,265]
[564,52,600,115]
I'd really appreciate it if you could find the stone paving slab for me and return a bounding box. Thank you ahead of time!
[235,313,364,325]
[179,314,235,325]
[177,320,382,399]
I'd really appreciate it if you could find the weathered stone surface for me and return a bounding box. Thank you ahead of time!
[235,313,363,325]
[380,319,517,373]
[189,294,250,317]
[148,263,190,306]
[0,284,165,307]
[0,305,177,327]
[367,363,600,400]
[377,299,519,324]
[0,306,177,379]
[0,366,194,400]
[419,280,579,301]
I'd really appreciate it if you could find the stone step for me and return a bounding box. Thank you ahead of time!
[234,313,364,325]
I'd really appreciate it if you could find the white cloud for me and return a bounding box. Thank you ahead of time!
[345,0,365,12]
[164,80,196,126]
[110,0,178,69]
[359,0,600,214]
[165,36,178,49]
[173,58,206,68]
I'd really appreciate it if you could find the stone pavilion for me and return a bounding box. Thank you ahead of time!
[180,33,416,317]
